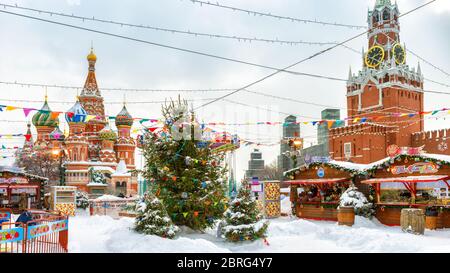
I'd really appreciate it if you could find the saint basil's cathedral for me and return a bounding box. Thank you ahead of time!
[27,48,138,196]
[329,0,449,163]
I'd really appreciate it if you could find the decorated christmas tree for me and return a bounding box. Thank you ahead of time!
[134,193,180,239]
[141,97,228,231]
[220,181,269,242]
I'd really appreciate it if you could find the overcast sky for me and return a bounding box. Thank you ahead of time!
[0,0,449,181]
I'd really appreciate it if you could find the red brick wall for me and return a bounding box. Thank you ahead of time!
[412,129,450,155]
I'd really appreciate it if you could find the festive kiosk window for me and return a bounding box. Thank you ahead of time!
[380,182,412,203]
[415,181,447,204]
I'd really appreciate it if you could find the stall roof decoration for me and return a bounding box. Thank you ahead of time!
[363,153,450,174]
[285,153,450,179]
[361,175,450,184]
[284,178,350,185]
[0,165,48,181]
[283,160,368,177]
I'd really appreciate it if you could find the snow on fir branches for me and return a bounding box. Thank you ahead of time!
[141,97,229,231]
[220,181,268,242]
[339,186,375,219]
[134,193,179,239]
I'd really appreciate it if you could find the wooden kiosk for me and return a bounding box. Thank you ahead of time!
[284,159,364,221]
[50,186,77,216]
[361,148,450,227]
[0,166,47,212]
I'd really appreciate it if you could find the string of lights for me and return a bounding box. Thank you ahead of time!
[4,3,447,86]
[0,97,218,105]
[406,48,450,79]
[193,0,438,110]
[0,9,346,82]
[0,3,344,47]
[182,0,367,29]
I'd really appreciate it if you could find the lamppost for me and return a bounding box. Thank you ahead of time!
[288,138,303,168]
[51,147,66,186]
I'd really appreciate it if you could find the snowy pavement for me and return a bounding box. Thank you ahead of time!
[68,210,450,253]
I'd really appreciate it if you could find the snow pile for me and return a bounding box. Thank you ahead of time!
[339,187,375,218]
[68,214,450,253]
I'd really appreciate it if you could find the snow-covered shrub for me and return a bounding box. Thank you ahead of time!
[134,193,180,239]
[220,182,268,242]
[76,190,89,209]
[339,186,375,219]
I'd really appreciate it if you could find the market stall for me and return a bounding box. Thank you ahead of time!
[0,166,47,213]
[50,186,77,216]
[362,151,450,227]
[284,159,364,221]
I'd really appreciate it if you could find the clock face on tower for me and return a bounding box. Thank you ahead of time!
[392,43,406,65]
[365,46,385,68]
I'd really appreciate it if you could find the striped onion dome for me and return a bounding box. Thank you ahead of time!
[65,100,87,123]
[98,124,117,141]
[115,105,133,127]
[32,99,59,127]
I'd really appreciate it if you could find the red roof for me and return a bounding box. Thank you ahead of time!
[284,178,350,185]
[361,175,450,184]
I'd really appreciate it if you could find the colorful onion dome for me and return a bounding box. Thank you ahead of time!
[32,98,59,127]
[65,100,87,123]
[98,124,117,141]
[87,47,97,62]
[49,127,65,141]
[115,105,133,127]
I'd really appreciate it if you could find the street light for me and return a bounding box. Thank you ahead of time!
[288,137,303,168]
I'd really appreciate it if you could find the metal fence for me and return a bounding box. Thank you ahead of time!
[0,209,69,253]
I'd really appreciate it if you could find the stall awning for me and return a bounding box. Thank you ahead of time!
[284,178,350,185]
[361,175,449,184]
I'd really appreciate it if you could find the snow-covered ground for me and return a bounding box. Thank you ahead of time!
[69,203,450,253]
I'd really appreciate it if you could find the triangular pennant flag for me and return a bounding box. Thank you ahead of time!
[24,134,32,141]
[327,121,335,129]
[5,106,16,111]
[50,112,60,119]
[1,145,5,149]
[431,110,439,115]
[23,108,33,117]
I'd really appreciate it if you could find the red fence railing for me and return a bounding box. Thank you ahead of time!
[0,209,69,253]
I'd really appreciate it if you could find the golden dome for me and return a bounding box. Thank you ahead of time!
[87,48,97,62]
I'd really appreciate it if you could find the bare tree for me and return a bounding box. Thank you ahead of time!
[15,148,61,184]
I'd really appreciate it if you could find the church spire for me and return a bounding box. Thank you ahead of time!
[81,45,100,97]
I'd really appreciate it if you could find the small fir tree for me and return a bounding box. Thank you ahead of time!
[75,190,89,209]
[339,186,375,218]
[220,181,268,242]
[134,193,180,239]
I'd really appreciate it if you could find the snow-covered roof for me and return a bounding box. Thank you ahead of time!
[0,165,48,181]
[363,153,450,172]
[284,153,450,177]
[90,166,115,173]
[284,160,367,177]
[112,160,131,177]
[87,182,108,187]
[94,194,123,201]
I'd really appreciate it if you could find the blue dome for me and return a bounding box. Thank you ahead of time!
[65,101,87,123]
